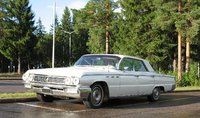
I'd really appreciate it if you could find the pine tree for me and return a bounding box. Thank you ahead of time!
[113,0,172,70]
[155,0,200,77]
[184,0,200,73]
[35,18,46,39]
[61,6,71,66]
[34,18,47,68]
[62,7,71,31]
[0,0,6,37]
[0,0,35,73]
[74,0,116,54]
[72,9,89,62]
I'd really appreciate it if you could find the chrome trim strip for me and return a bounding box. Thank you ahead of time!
[82,74,175,78]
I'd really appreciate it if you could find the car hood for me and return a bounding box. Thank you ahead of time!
[24,66,116,78]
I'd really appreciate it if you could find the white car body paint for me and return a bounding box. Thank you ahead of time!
[22,54,176,102]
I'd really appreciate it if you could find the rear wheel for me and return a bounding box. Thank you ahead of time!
[37,93,54,102]
[147,87,160,102]
[83,84,104,109]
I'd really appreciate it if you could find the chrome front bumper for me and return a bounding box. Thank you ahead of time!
[24,82,91,99]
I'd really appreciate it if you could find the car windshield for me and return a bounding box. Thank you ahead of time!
[74,55,121,68]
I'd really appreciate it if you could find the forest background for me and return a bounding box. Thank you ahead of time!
[1,0,200,87]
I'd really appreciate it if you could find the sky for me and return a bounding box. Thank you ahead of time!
[29,0,89,32]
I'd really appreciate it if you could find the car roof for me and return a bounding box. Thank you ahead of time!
[82,54,145,61]
[81,54,155,72]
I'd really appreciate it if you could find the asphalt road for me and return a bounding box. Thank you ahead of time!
[0,80,27,93]
[0,91,200,118]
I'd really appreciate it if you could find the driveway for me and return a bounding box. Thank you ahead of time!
[0,91,199,118]
[0,80,27,93]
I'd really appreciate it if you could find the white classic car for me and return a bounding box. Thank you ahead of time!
[22,54,176,108]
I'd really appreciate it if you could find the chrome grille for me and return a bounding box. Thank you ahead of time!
[48,77,65,83]
[33,75,65,84]
[33,75,48,82]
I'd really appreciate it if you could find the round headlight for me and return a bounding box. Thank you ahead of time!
[22,73,28,81]
[65,77,71,85]
[72,78,79,85]
[28,74,34,82]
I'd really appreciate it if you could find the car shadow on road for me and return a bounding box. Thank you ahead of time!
[102,92,200,109]
[32,91,200,111]
[36,98,87,111]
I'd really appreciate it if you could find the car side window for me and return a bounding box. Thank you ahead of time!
[119,58,134,71]
[119,58,148,72]
[132,59,147,72]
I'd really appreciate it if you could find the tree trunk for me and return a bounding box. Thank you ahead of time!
[178,32,182,80]
[17,56,21,74]
[185,0,191,73]
[106,28,109,54]
[105,0,110,54]
[198,63,200,78]
[173,52,177,72]
[185,33,190,73]
[28,63,30,70]
[177,0,182,80]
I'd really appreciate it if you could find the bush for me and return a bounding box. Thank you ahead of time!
[162,63,200,87]
[181,63,200,87]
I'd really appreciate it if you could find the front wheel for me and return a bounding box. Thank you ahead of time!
[37,93,54,102]
[147,87,160,102]
[83,84,104,109]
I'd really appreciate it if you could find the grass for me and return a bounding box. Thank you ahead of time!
[0,73,22,77]
[0,92,36,99]
[175,86,200,91]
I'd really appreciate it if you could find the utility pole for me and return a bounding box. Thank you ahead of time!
[178,0,182,80]
[52,0,56,68]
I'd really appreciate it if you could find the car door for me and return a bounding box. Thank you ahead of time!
[132,59,155,95]
[119,58,139,96]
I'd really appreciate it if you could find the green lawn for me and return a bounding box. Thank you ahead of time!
[175,86,200,91]
[0,92,36,99]
[0,73,22,77]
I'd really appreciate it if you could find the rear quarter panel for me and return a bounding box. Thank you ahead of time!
[154,74,176,92]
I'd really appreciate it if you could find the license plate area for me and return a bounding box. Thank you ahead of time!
[42,89,52,94]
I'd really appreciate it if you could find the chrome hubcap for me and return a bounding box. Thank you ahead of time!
[154,89,159,99]
[92,87,102,105]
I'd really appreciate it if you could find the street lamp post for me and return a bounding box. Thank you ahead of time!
[52,0,56,68]
[64,31,75,66]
